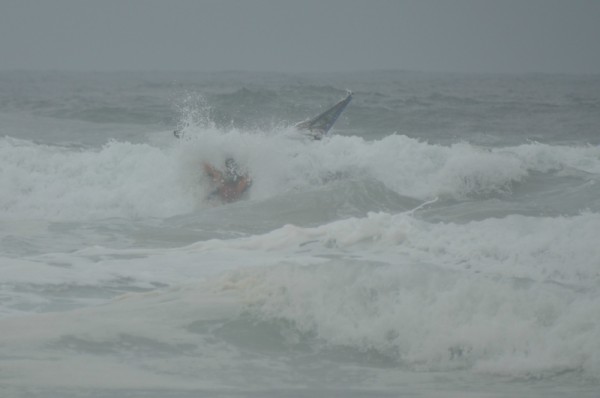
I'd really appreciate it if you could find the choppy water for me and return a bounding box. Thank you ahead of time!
[1,70,599,397]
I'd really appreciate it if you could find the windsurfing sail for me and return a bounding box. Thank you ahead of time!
[295,91,352,140]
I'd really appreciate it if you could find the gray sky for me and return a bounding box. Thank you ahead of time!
[1,0,599,74]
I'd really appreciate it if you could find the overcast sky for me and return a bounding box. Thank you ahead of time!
[1,0,599,74]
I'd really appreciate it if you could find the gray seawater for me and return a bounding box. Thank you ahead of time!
[1,71,599,397]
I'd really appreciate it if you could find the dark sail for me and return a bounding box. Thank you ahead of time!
[296,91,352,139]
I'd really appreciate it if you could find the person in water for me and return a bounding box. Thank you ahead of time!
[203,158,252,203]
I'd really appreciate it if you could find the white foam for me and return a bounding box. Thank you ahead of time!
[3,130,600,220]
[181,210,600,287]
[0,137,198,220]
[1,209,599,384]
[213,249,599,379]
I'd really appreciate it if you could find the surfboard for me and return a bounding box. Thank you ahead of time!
[295,91,352,140]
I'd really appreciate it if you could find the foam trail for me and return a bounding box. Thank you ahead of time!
[407,196,439,214]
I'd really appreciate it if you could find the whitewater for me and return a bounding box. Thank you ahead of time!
[0,70,599,397]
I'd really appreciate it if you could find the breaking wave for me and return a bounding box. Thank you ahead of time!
[2,126,600,221]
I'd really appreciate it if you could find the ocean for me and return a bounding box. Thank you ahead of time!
[0,70,599,397]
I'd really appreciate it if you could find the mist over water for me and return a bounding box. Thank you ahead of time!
[1,71,599,397]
